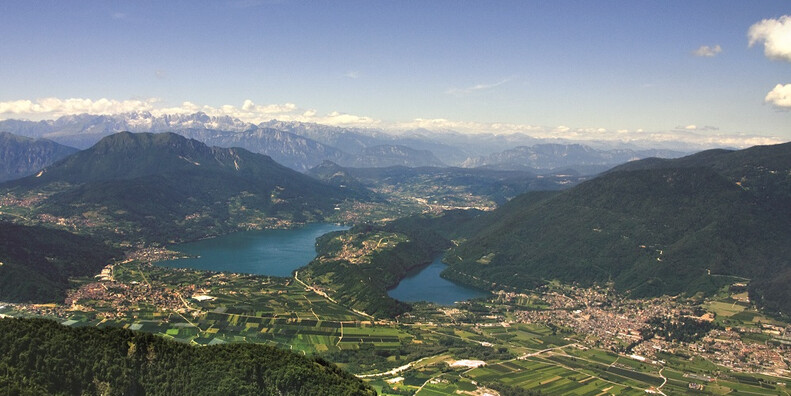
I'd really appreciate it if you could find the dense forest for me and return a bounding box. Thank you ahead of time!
[445,143,791,313]
[0,318,375,396]
[0,222,120,303]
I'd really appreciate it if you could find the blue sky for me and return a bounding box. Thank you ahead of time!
[0,1,789,146]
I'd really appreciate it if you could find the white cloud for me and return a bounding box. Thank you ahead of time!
[344,71,360,79]
[0,97,378,127]
[693,44,722,57]
[748,15,791,62]
[235,100,297,115]
[394,118,544,134]
[0,97,159,115]
[673,124,720,132]
[446,79,511,95]
[765,83,791,109]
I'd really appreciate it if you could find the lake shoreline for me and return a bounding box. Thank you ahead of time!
[155,223,350,278]
[387,255,489,305]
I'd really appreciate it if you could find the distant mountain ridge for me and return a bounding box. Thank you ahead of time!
[1,113,691,173]
[175,127,354,171]
[0,113,455,170]
[349,145,445,168]
[308,161,585,207]
[462,143,686,174]
[0,112,252,148]
[0,132,78,182]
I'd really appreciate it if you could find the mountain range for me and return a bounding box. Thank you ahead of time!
[1,112,687,172]
[461,143,686,174]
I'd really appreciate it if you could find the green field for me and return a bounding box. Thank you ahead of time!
[468,358,645,395]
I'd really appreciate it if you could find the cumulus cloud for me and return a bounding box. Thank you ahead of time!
[238,100,297,114]
[693,44,722,57]
[765,83,791,109]
[748,15,791,62]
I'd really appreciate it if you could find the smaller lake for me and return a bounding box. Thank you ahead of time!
[157,223,348,277]
[387,256,488,305]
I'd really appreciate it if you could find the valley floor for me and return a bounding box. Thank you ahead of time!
[2,258,790,396]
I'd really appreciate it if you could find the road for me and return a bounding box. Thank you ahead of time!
[355,355,441,378]
[293,270,375,320]
[656,367,667,396]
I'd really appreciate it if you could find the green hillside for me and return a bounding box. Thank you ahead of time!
[2,132,356,243]
[0,317,374,396]
[298,210,484,318]
[0,222,120,303]
[447,142,791,313]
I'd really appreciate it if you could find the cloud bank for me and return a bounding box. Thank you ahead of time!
[0,97,783,148]
[0,97,380,128]
[0,98,159,116]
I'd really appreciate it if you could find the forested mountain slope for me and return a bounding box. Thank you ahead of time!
[1,132,356,243]
[0,318,375,396]
[447,142,791,313]
[0,222,120,303]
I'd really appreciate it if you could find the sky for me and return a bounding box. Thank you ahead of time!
[0,1,789,147]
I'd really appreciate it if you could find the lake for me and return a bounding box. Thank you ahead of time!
[387,256,488,305]
[157,223,348,277]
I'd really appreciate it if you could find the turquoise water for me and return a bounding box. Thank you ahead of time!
[157,223,348,277]
[387,256,488,305]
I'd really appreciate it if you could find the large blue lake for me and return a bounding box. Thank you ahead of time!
[158,223,486,305]
[387,256,488,305]
[157,223,348,277]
